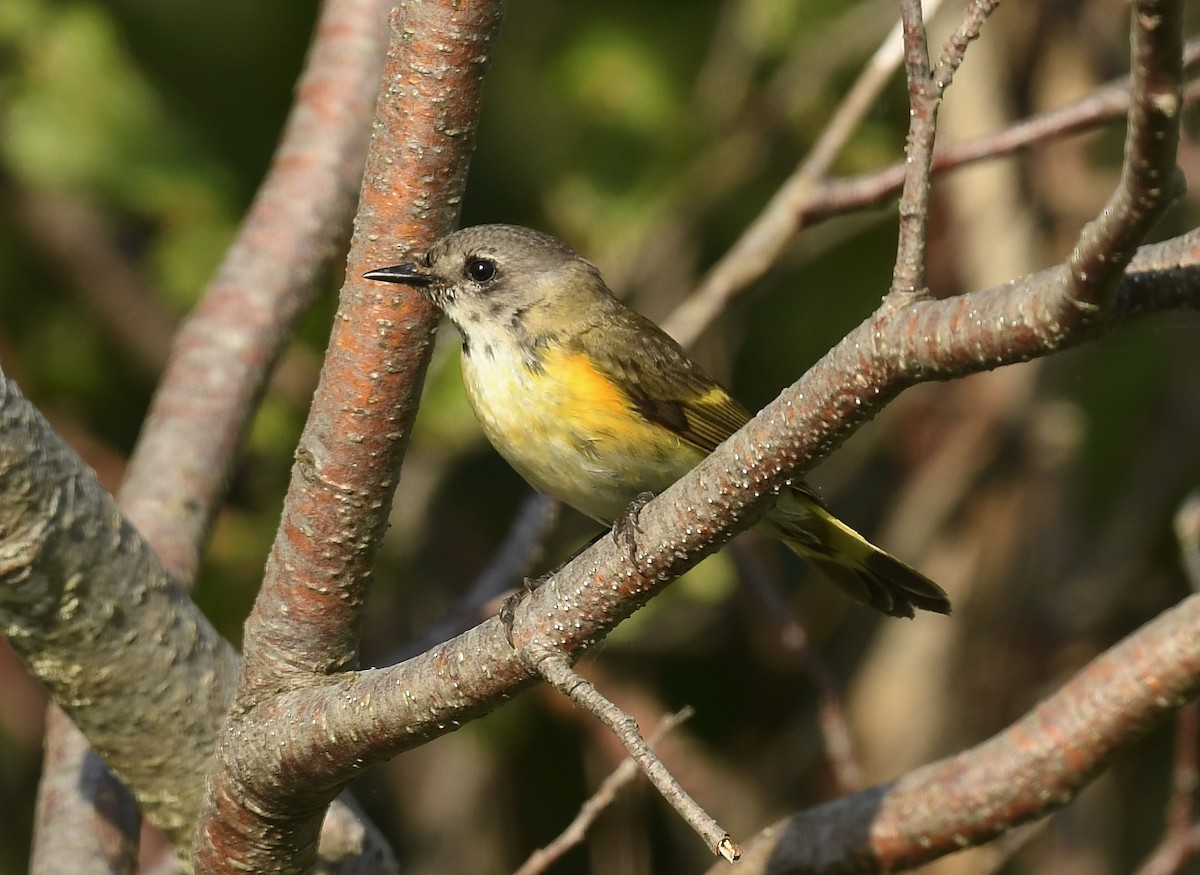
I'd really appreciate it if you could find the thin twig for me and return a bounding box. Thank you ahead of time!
[807,0,947,183]
[513,707,694,875]
[889,0,936,298]
[1065,0,1184,310]
[812,75,1200,224]
[389,493,561,662]
[931,0,1001,96]
[666,35,1200,348]
[890,0,1001,299]
[663,0,946,346]
[530,651,740,862]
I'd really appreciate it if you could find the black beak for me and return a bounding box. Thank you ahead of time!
[362,262,433,287]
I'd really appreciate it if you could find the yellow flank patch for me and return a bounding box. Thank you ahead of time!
[551,349,628,412]
[544,348,662,448]
[461,340,705,523]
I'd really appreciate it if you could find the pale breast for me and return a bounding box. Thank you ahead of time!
[459,343,702,524]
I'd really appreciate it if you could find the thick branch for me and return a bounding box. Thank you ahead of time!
[721,592,1200,874]
[0,375,240,851]
[193,1,507,870]
[120,0,390,582]
[205,232,1200,795]
[25,0,394,867]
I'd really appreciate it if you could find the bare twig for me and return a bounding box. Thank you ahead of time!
[807,0,947,186]
[890,0,937,298]
[529,652,738,862]
[930,0,998,93]
[890,0,1000,300]
[810,67,1200,225]
[666,36,1200,348]
[388,493,561,662]
[1065,0,1184,311]
[663,0,947,346]
[513,708,694,875]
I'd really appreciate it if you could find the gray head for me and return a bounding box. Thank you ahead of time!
[363,225,612,351]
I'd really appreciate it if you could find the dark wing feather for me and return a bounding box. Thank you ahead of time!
[576,305,751,453]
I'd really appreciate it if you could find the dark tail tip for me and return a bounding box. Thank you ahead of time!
[861,552,952,617]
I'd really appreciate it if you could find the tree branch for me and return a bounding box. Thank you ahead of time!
[530,652,738,860]
[121,0,390,583]
[664,34,1200,349]
[0,375,240,855]
[29,706,141,875]
[23,0,394,867]
[1065,0,1184,310]
[3,2,1193,871]
[513,708,694,875]
[193,1,507,870]
[721,591,1200,873]
[662,0,949,347]
[193,230,1200,814]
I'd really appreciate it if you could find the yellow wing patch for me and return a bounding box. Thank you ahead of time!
[676,386,751,452]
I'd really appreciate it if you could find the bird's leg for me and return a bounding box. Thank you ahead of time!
[500,576,543,648]
[612,491,655,564]
[501,532,606,647]
[501,497,655,646]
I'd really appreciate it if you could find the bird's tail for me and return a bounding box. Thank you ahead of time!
[758,488,951,618]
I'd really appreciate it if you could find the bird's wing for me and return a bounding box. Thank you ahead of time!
[577,307,751,454]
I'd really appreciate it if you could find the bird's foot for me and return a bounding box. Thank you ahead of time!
[612,492,655,564]
[500,572,550,648]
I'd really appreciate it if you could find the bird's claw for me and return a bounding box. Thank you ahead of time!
[501,573,548,648]
[612,491,655,563]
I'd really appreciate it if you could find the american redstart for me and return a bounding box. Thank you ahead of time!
[364,224,950,618]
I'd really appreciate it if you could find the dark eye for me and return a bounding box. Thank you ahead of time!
[465,257,497,284]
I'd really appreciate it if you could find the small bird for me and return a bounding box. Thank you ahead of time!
[365,225,950,618]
